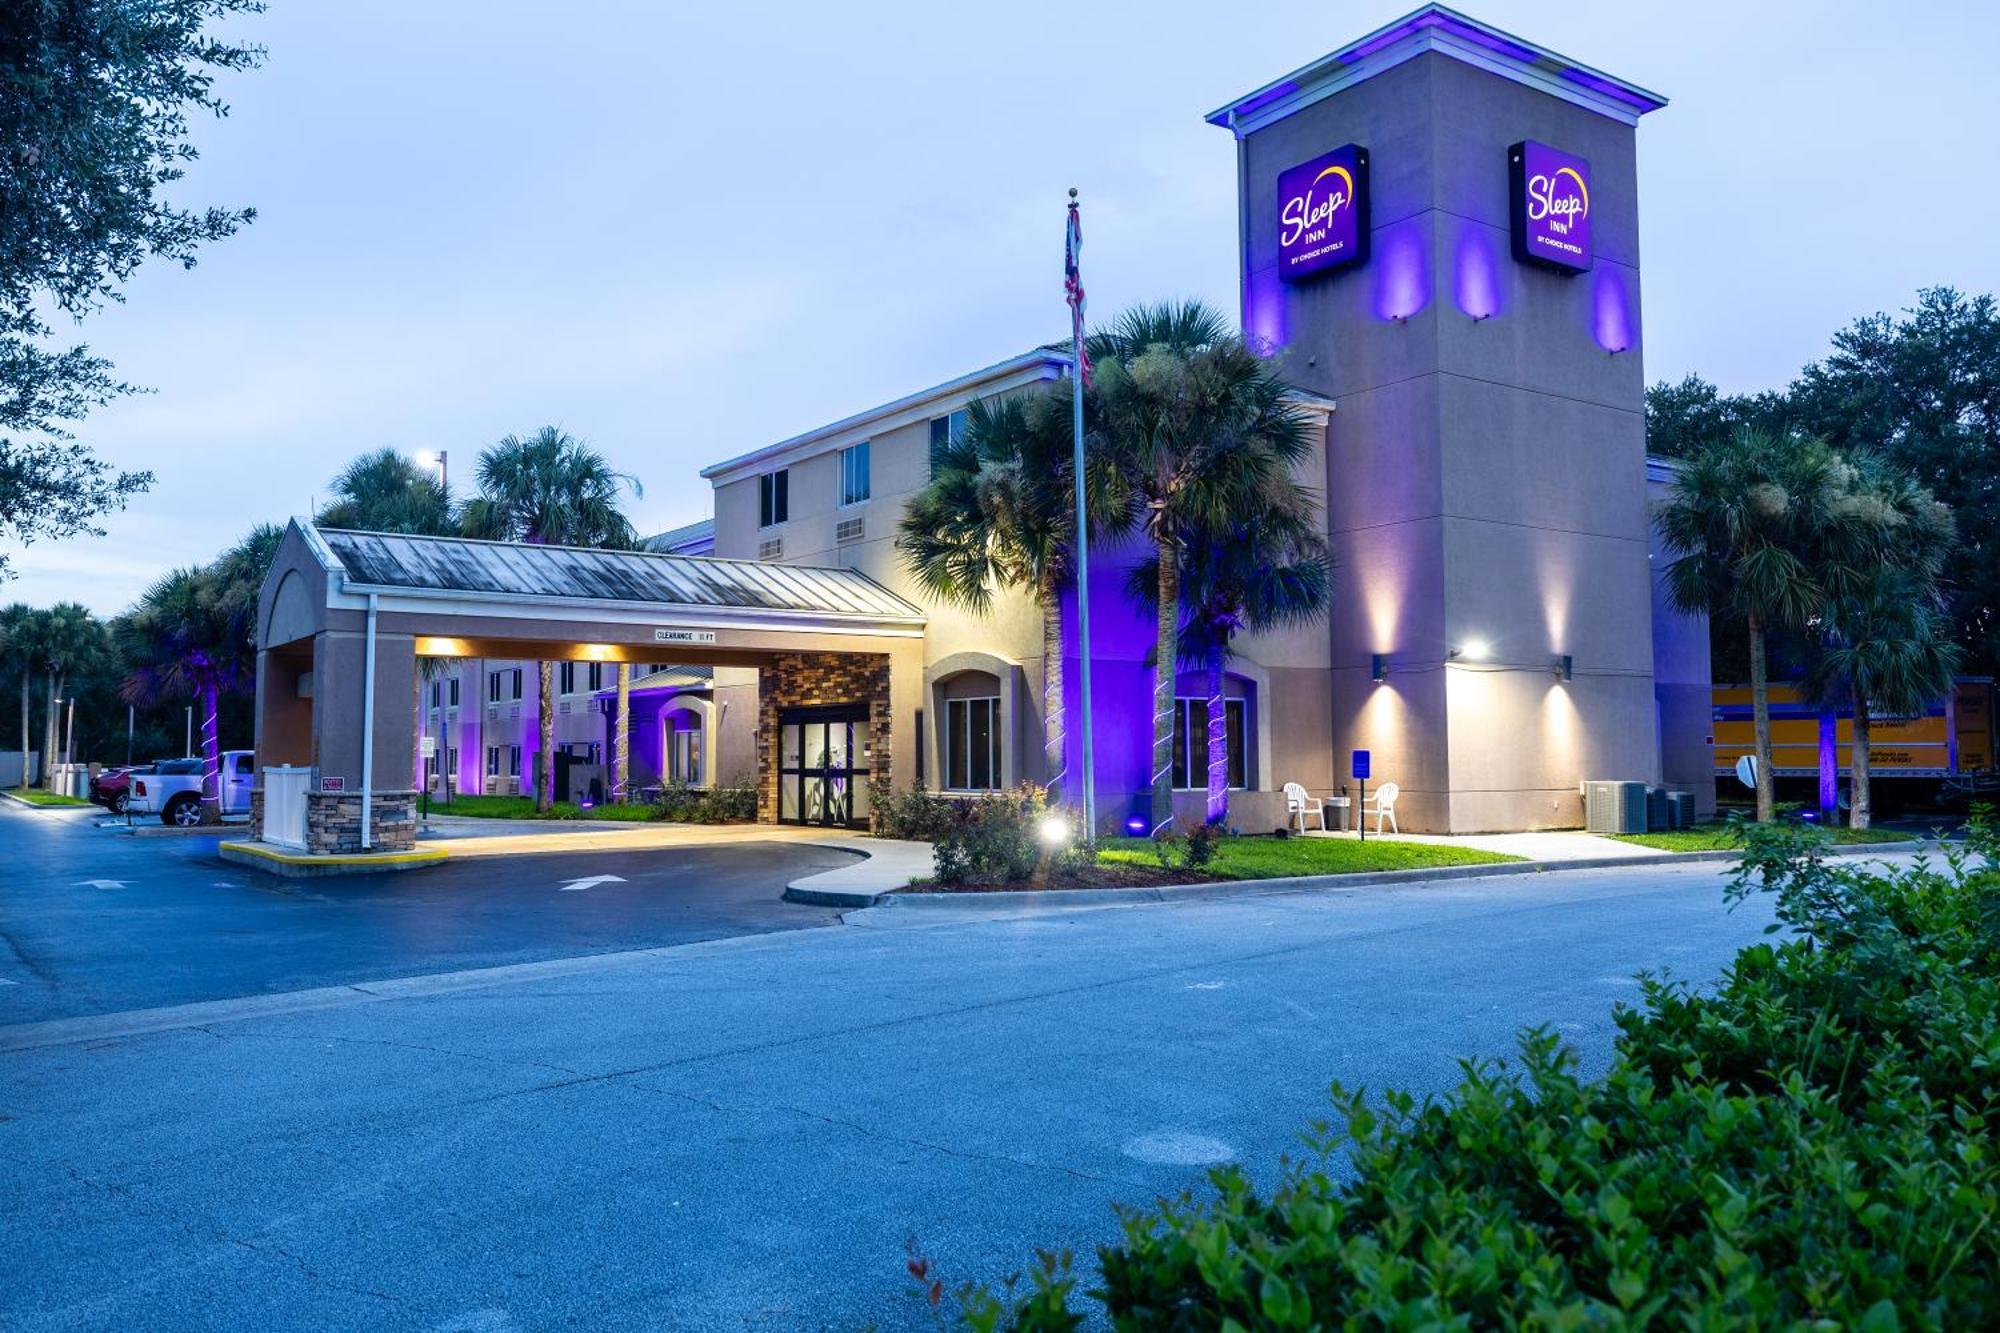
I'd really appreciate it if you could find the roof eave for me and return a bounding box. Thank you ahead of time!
[1206,3,1666,137]
[699,348,1070,482]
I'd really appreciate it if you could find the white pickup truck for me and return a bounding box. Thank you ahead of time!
[127,750,256,826]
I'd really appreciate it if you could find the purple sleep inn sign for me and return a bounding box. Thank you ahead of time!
[1509,140,1592,273]
[1277,144,1370,281]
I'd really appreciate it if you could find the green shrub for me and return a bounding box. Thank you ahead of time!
[647,772,757,824]
[1182,820,1223,868]
[943,813,2000,1327]
[874,784,967,842]
[932,785,1083,885]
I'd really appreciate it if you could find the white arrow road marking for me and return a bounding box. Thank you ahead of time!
[558,875,627,893]
[75,879,127,890]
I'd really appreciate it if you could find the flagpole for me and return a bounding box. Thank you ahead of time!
[1068,187,1098,847]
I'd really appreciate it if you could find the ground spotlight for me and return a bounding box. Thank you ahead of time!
[1037,814,1071,847]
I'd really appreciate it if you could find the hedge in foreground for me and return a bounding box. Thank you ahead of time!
[940,817,2000,1329]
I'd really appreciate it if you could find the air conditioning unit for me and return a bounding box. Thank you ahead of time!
[1666,791,1696,830]
[1646,785,1669,832]
[1584,780,1649,834]
[758,537,784,559]
[835,516,865,545]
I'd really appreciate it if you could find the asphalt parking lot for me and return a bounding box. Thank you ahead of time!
[0,802,847,1023]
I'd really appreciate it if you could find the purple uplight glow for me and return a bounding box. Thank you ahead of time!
[1591,265,1634,353]
[1452,223,1501,320]
[1558,67,1664,113]
[1336,11,1540,67]
[1124,815,1148,836]
[1373,220,1431,322]
[1243,266,1288,354]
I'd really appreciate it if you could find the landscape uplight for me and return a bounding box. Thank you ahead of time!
[1037,814,1071,847]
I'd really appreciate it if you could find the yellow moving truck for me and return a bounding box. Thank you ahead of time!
[1712,679,1994,780]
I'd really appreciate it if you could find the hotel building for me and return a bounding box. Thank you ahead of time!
[253,5,1714,852]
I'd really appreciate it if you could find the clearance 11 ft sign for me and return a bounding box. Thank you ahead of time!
[1277,144,1371,282]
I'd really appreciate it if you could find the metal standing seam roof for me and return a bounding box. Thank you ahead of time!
[312,528,925,622]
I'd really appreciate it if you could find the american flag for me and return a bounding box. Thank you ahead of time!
[1065,192,1091,385]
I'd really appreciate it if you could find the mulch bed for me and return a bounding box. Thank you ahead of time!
[912,863,1223,894]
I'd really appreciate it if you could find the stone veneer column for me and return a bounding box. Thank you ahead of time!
[756,652,893,830]
[304,791,417,853]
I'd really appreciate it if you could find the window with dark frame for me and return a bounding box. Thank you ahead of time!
[759,469,789,527]
[1170,697,1248,791]
[839,441,870,506]
[944,695,1003,791]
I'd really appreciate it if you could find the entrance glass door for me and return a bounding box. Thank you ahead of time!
[777,705,871,829]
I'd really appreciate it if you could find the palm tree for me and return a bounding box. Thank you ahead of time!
[1131,482,1331,825]
[1088,301,1314,832]
[897,392,1117,798]
[462,428,640,811]
[1801,459,1959,829]
[1656,430,1884,822]
[1,603,38,788]
[35,603,103,785]
[316,448,455,534]
[118,527,278,822]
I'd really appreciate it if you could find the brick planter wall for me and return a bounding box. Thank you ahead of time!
[305,791,417,853]
[757,652,892,830]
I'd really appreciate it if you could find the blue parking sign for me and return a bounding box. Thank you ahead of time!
[1351,749,1371,781]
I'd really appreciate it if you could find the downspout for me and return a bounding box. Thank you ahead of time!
[361,591,378,850]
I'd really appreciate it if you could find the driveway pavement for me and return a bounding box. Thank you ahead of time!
[0,803,847,1024]
[0,829,1821,1331]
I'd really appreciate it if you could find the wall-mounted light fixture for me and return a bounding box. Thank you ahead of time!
[1555,654,1573,681]
[1371,653,1387,683]
[1450,638,1490,662]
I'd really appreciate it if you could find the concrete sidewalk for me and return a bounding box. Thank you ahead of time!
[1305,828,1661,860]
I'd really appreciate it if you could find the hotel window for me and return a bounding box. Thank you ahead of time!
[944,695,1002,791]
[430,681,441,708]
[489,668,522,702]
[588,662,605,691]
[759,469,789,527]
[507,745,522,777]
[839,441,870,506]
[447,678,459,707]
[928,409,968,452]
[559,662,576,694]
[485,745,500,777]
[1171,697,1247,790]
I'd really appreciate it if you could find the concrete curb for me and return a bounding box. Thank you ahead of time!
[780,838,931,906]
[839,838,1932,914]
[219,840,449,878]
[0,790,98,813]
[118,819,253,837]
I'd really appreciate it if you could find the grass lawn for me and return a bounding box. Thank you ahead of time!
[1093,834,1521,880]
[6,787,94,808]
[424,794,657,822]
[1610,821,1914,852]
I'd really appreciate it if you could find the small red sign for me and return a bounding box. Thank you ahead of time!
[321,776,346,793]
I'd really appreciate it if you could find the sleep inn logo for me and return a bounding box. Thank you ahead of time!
[1277,144,1370,281]
[1510,140,1593,272]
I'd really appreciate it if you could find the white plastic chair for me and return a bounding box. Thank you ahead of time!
[1283,782,1325,833]
[1362,781,1400,834]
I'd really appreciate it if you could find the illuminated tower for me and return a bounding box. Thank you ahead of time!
[1209,6,1670,831]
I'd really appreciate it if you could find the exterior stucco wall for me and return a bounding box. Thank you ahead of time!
[1237,48,1664,831]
